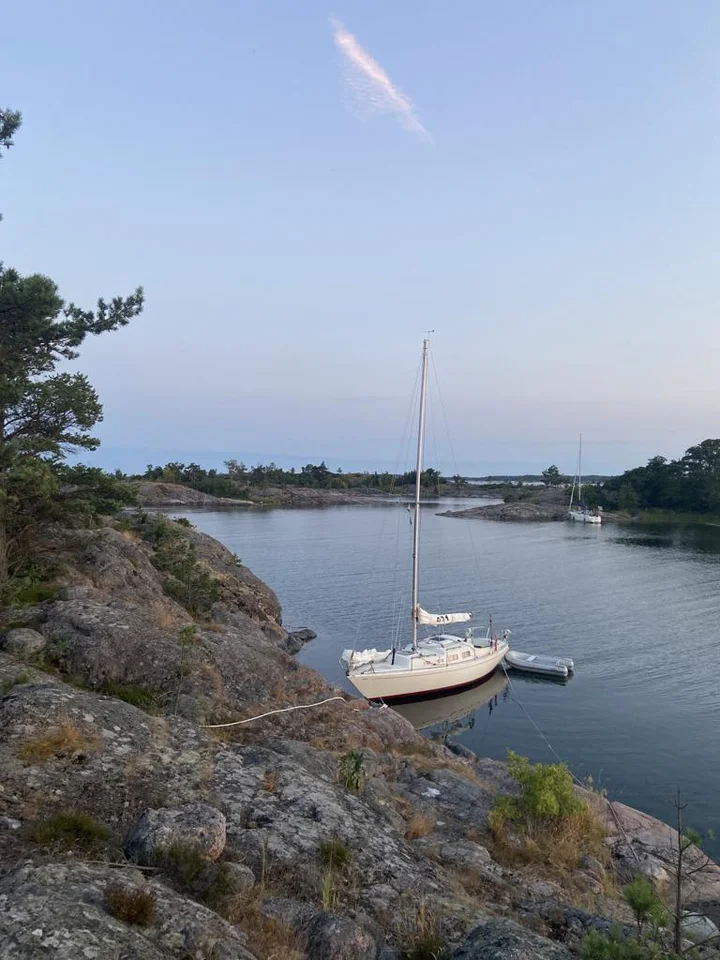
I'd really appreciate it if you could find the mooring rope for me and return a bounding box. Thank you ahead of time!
[202,696,346,729]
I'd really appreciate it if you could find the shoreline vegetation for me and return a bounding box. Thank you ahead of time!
[129,445,720,523]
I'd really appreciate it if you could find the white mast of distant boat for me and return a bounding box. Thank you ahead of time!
[568,433,601,524]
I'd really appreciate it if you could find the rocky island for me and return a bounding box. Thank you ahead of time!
[440,486,571,523]
[1,515,718,959]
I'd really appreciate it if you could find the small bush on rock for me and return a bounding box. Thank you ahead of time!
[319,838,352,870]
[100,679,159,711]
[159,842,208,886]
[623,876,669,938]
[396,901,450,960]
[338,750,365,791]
[28,811,110,848]
[489,751,607,875]
[104,884,157,926]
[580,927,655,959]
[1,671,30,693]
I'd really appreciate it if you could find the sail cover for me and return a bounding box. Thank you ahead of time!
[415,606,473,626]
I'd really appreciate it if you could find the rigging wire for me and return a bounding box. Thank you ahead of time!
[349,355,422,654]
[428,349,495,626]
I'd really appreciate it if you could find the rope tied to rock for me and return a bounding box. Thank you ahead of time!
[202,695,346,728]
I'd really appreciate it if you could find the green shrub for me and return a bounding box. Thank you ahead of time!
[1,672,30,693]
[488,752,607,875]
[498,751,585,827]
[104,884,157,926]
[338,751,365,791]
[152,533,220,616]
[28,811,110,848]
[319,838,352,870]
[201,862,240,909]
[158,842,207,886]
[623,877,668,937]
[100,679,159,711]
[172,516,194,528]
[580,928,653,959]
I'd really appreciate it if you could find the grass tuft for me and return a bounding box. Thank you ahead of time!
[18,722,100,763]
[104,884,157,926]
[318,838,352,870]
[1,671,31,693]
[262,770,277,793]
[100,679,159,711]
[405,811,436,841]
[395,901,450,960]
[219,892,304,960]
[28,811,110,848]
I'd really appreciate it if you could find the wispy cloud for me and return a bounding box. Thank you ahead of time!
[331,17,432,143]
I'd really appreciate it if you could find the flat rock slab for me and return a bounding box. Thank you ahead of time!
[0,861,256,960]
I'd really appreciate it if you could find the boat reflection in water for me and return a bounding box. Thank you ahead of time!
[391,669,508,739]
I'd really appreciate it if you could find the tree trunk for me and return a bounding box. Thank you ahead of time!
[0,511,8,583]
[674,793,684,954]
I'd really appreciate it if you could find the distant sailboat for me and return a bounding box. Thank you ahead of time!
[342,338,509,701]
[568,434,602,524]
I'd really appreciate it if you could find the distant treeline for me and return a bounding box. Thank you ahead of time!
[138,460,448,496]
[583,439,720,515]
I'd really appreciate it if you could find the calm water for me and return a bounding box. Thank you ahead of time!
[177,502,720,854]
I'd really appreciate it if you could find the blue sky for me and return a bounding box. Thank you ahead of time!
[3,0,718,475]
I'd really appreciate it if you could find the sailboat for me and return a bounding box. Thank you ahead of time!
[567,434,602,524]
[342,338,509,702]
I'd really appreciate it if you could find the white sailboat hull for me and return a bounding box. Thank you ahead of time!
[347,641,508,702]
[568,509,601,524]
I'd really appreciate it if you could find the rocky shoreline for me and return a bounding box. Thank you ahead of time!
[1,518,718,958]
[440,486,569,523]
[134,481,498,510]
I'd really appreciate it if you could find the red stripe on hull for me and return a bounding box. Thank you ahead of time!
[368,667,501,705]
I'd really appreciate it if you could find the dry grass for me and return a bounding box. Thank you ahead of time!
[104,884,157,926]
[156,608,181,631]
[18,722,100,763]
[262,770,277,793]
[488,807,610,883]
[200,662,224,698]
[219,889,304,960]
[405,811,436,841]
[393,899,450,960]
[390,741,496,788]
[119,529,142,543]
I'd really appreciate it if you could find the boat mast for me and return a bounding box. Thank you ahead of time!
[411,338,430,650]
[578,433,583,507]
